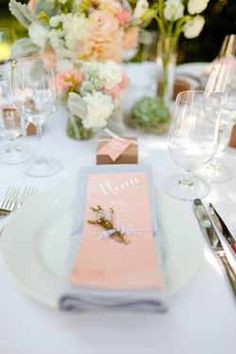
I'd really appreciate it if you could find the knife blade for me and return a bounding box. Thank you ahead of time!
[209,203,236,255]
[193,199,236,297]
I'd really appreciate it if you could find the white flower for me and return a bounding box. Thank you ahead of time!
[187,0,209,15]
[62,14,91,57]
[28,22,49,48]
[164,0,184,21]
[83,92,114,129]
[98,62,123,90]
[133,0,149,20]
[50,15,65,28]
[68,92,88,120]
[83,61,124,90]
[183,15,205,38]
[48,29,69,58]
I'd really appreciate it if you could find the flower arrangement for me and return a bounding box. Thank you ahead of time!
[9,0,149,64]
[143,0,210,102]
[128,0,210,134]
[56,61,128,139]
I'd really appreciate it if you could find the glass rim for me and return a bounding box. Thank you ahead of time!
[11,54,42,64]
[175,90,222,104]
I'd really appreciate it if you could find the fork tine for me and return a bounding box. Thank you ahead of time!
[0,185,37,213]
[0,186,13,209]
[2,187,16,209]
[15,185,37,209]
[7,187,20,210]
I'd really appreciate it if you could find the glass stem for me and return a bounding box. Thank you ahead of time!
[178,172,194,188]
[34,124,44,164]
[5,138,14,153]
[37,124,43,140]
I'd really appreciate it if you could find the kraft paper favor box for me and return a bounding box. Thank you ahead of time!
[96,137,138,165]
[229,125,236,148]
[3,106,37,136]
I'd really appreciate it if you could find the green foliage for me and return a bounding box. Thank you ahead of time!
[67,115,94,140]
[9,0,34,28]
[127,96,170,133]
[75,0,93,14]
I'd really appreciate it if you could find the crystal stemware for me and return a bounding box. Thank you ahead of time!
[0,62,30,164]
[200,59,236,183]
[164,90,221,201]
[11,56,62,177]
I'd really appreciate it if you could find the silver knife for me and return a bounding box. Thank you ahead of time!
[193,199,236,297]
[209,203,236,256]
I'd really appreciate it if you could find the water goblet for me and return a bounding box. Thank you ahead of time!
[0,62,30,164]
[200,60,236,182]
[164,90,221,201]
[11,56,62,177]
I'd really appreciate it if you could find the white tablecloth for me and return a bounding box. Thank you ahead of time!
[0,63,236,354]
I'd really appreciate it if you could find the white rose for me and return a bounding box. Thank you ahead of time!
[187,0,209,15]
[62,14,90,55]
[98,62,123,90]
[133,0,149,20]
[82,92,114,129]
[68,92,88,120]
[183,15,205,38]
[50,15,65,28]
[164,0,184,21]
[28,22,49,48]
[48,29,70,58]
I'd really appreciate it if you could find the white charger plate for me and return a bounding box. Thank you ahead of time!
[0,191,205,309]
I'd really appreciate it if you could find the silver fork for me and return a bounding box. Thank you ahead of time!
[0,186,21,215]
[0,185,38,237]
[0,186,37,216]
[16,186,37,209]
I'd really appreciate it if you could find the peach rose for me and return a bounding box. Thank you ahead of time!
[55,69,83,92]
[28,0,36,12]
[116,10,132,27]
[89,11,123,62]
[123,27,139,51]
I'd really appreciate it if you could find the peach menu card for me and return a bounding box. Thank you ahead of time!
[70,171,163,290]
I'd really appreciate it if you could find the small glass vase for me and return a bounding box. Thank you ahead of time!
[156,35,177,105]
[66,114,94,140]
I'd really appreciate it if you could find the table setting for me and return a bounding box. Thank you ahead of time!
[0,0,236,353]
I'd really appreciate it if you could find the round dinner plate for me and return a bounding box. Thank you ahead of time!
[0,192,204,309]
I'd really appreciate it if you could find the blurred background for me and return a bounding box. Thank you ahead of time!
[0,0,236,63]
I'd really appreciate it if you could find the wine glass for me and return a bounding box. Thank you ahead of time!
[11,56,62,177]
[164,91,221,201]
[200,60,236,182]
[0,61,30,164]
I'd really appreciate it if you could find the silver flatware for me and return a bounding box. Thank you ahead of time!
[193,199,236,297]
[209,203,236,255]
[0,186,37,217]
[0,186,21,216]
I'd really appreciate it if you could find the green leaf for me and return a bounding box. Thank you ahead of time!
[9,0,35,28]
